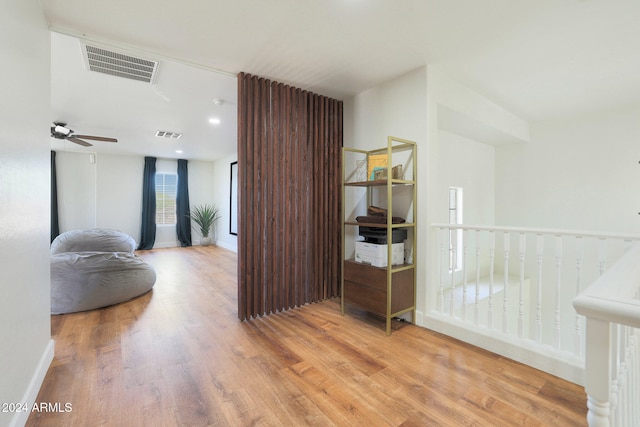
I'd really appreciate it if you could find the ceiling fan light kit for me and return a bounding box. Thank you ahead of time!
[50,122,118,147]
[53,124,71,136]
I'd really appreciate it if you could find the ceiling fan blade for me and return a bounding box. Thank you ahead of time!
[73,135,118,143]
[66,136,93,147]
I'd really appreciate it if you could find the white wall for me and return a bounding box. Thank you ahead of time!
[212,154,238,252]
[55,152,220,249]
[346,67,428,314]
[347,66,535,326]
[424,67,530,314]
[57,151,97,231]
[496,107,640,234]
[188,159,220,246]
[96,153,143,239]
[438,130,495,226]
[0,2,54,427]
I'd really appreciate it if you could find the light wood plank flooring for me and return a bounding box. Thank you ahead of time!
[28,245,587,426]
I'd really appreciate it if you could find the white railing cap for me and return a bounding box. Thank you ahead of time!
[431,223,640,241]
[573,242,640,328]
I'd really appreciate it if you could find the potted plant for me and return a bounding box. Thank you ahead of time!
[190,204,221,245]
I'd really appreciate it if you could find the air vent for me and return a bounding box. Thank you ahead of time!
[155,131,182,139]
[81,43,158,84]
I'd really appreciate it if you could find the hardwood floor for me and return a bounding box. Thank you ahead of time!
[28,245,587,426]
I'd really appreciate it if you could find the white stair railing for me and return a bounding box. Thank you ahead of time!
[573,242,640,427]
[429,224,640,384]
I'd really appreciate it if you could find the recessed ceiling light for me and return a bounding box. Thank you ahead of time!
[175,150,183,154]
[209,117,221,125]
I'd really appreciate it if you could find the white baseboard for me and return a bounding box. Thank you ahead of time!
[421,313,584,386]
[152,241,179,249]
[214,241,237,252]
[10,339,55,427]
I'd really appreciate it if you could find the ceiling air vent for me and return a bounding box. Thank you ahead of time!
[155,131,182,139]
[81,43,158,84]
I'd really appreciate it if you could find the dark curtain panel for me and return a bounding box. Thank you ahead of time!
[176,158,192,246]
[137,156,157,250]
[237,72,343,320]
[50,150,60,243]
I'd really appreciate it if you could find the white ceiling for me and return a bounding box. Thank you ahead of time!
[42,0,640,161]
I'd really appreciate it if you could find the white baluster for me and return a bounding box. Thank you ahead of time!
[610,323,620,426]
[518,233,526,339]
[438,228,445,313]
[617,327,628,427]
[574,236,584,357]
[554,235,562,350]
[584,318,611,427]
[630,331,636,426]
[598,238,607,276]
[488,231,495,329]
[450,227,457,317]
[474,230,481,326]
[535,235,544,344]
[502,232,510,334]
[461,229,468,322]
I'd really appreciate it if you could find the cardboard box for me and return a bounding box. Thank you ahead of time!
[355,242,404,267]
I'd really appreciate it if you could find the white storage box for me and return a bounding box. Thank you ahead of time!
[355,242,404,267]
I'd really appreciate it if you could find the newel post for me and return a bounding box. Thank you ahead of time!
[584,317,611,427]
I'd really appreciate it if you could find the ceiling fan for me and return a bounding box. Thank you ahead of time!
[50,122,118,147]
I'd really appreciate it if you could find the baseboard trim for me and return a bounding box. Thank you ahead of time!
[10,339,55,427]
[421,313,584,386]
[213,241,237,253]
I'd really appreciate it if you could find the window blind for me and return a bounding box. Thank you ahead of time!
[155,173,177,225]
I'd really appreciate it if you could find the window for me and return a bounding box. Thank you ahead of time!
[449,187,463,272]
[156,173,177,225]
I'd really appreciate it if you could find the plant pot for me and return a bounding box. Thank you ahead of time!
[201,236,212,246]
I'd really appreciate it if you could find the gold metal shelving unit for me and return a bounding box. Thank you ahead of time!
[341,136,417,335]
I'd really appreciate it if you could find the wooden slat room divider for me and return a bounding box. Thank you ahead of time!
[237,73,343,320]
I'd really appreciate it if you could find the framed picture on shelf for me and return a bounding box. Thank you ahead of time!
[367,154,387,180]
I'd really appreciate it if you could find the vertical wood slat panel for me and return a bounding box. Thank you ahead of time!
[282,84,288,310]
[330,98,339,297]
[291,89,299,309]
[270,82,280,314]
[299,90,310,308]
[284,84,292,311]
[307,93,315,305]
[331,100,343,295]
[237,72,247,320]
[255,75,266,316]
[321,96,328,299]
[272,84,290,309]
[308,93,315,303]
[237,73,342,320]
[290,86,298,308]
[253,75,265,317]
[312,93,320,303]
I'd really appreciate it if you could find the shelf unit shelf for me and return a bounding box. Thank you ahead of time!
[344,221,416,228]
[341,136,417,335]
